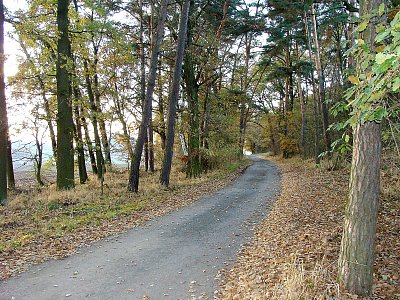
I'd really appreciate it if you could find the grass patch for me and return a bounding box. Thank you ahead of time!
[1,159,249,279]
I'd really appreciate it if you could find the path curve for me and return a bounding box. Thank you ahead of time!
[0,155,280,300]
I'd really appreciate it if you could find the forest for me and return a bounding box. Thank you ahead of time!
[0,0,399,298]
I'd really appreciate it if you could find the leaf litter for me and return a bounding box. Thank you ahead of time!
[217,157,399,300]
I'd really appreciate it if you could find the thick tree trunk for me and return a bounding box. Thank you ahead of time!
[0,0,7,204]
[128,0,170,192]
[338,122,381,295]
[56,0,74,190]
[160,0,190,187]
[338,0,383,296]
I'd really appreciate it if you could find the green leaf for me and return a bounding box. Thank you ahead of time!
[393,78,400,92]
[358,21,368,32]
[379,3,385,16]
[375,52,392,64]
[344,134,350,143]
[373,106,388,121]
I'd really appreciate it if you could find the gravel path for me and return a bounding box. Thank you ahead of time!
[0,155,280,300]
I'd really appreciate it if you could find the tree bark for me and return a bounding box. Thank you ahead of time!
[128,0,170,192]
[147,0,155,173]
[81,109,98,175]
[0,0,7,204]
[309,2,331,153]
[296,42,307,157]
[84,59,104,181]
[184,1,201,178]
[56,0,75,190]
[338,0,383,296]
[303,7,321,163]
[6,138,15,189]
[73,96,88,184]
[160,0,190,187]
[338,122,382,295]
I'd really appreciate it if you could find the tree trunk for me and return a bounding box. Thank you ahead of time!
[128,0,170,192]
[0,0,7,204]
[81,108,98,175]
[148,123,155,172]
[56,0,74,190]
[91,43,111,168]
[338,122,382,295]
[160,0,190,187]
[303,8,321,163]
[84,59,104,181]
[34,130,44,186]
[338,0,383,295]
[157,62,166,150]
[310,3,331,153]
[6,138,15,189]
[147,0,155,173]
[296,43,307,157]
[73,100,88,184]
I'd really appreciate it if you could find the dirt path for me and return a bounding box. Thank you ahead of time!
[0,156,280,300]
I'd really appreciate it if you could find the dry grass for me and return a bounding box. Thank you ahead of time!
[218,155,399,300]
[0,160,250,279]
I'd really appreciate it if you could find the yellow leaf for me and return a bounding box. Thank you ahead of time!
[348,75,359,85]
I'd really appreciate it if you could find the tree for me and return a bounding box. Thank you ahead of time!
[0,0,7,205]
[338,0,388,295]
[56,0,74,190]
[128,0,170,192]
[160,0,190,187]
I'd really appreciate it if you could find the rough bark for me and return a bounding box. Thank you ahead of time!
[0,0,7,204]
[128,0,170,192]
[338,0,383,295]
[56,0,75,190]
[338,122,382,295]
[160,0,190,187]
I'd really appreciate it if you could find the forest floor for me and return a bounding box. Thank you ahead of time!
[218,154,400,300]
[0,159,250,280]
